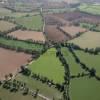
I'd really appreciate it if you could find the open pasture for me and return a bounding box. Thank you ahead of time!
[44,25,69,42]
[79,3,100,15]
[0,48,31,79]
[60,25,87,37]
[69,31,100,49]
[8,30,45,43]
[14,15,43,31]
[70,77,100,100]
[29,48,64,84]
[0,20,16,32]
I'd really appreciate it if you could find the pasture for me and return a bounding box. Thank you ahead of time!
[79,3,100,15]
[0,36,43,52]
[29,48,65,84]
[16,74,62,99]
[68,31,100,49]
[8,30,45,43]
[0,48,31,79]
[75,50,100,76]
[61,47,85,75]
[0,20,16,32]
[70,77,100,100]
[0,87,42,100]
[14,15,43,31]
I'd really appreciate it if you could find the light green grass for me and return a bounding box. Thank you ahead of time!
[61,47,85,75]
[75,50,100,76]
[29,48,64,84]
[16,74,62,99]
[0,36,43,52]
[14,15,43,31]
[70,77,100,100]
[79,3,100,15]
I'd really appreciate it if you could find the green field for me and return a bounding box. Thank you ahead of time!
[75,50,100,76]
[70,77,100,100]
[0,36,43,52]
[61,47,85,75]
[16,74,62,99]
[0,87,42,100]
[29,48,64,84]
[62,47,100,100]
[14,15,43,31]
[79,3,100,15]
[0,7,35,18]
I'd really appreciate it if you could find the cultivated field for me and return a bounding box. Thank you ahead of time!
[29,48,64,84]
[0,48,31,79]
[8,30,45,43]
[69,31,100,49]
[14,15,43,31]
[0,20,16,32]
[44,25,69,42]
[60,25,87,37]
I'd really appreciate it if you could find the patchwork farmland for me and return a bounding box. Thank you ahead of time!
[0,0,100,100]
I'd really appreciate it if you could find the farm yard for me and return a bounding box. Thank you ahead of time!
[44,25,70,42]
[29,48,64,84]
[8,30,45,43]
[68,31,100,49]
[0,20,16,32]
[0,47,31,79]
[59,25,87,37]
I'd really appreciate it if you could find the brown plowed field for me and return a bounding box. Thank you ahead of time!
[8,30,46,43]
[44,25,70,42]
[52,11,100,24]
[60,25,87,37]
[0,48,32,79]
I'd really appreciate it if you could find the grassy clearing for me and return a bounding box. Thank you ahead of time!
[0,20,16,32]
[0,36,43,52]
[0,87,42,100]
[14,15,43,31]
[16,74,62,99]
[79,3,100,15]
[61,47,85,75]
[69,31,100,49]
[75,50,100,76]
[70,77,100,100]
[29,48,64,84]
